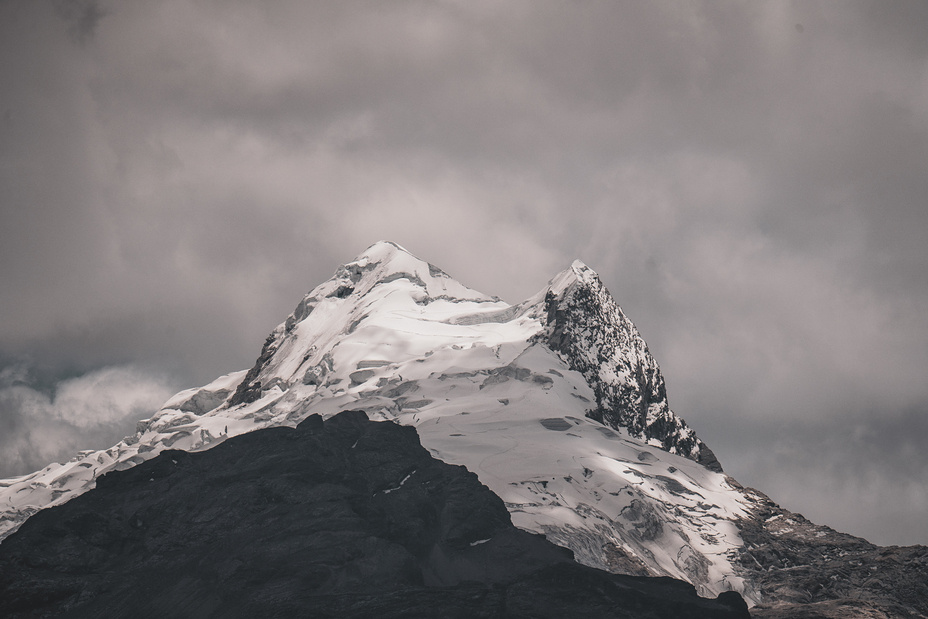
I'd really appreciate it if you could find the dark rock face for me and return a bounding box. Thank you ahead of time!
[537,270,722,472]
[732,483,928,618]
[0,411,748,619]
[228,333,280,406]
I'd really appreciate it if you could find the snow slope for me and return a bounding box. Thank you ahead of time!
[0,241,760,603]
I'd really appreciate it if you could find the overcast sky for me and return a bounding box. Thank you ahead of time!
[2,0,927,547]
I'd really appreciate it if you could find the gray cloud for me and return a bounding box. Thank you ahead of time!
[1,0,926,546]
[51,0,108,43]
[0,361,177,477]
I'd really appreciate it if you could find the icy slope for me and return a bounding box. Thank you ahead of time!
[0,241,756,602]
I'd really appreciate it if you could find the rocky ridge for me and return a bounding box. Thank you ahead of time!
[536,261,721,472]
[732,482,928,618]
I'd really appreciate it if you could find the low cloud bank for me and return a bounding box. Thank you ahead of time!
[0,363,177,478]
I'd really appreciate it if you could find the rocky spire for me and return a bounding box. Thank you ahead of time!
[534,261,722,472]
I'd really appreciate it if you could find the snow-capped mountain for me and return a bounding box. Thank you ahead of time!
[2,241,926,616]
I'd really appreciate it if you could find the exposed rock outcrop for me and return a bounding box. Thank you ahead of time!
[732,483,928,618]
[536,262,721,472]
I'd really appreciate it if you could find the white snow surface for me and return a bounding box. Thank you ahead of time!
[0,241,760,604]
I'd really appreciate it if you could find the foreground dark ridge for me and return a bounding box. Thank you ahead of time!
[0,410,749,619]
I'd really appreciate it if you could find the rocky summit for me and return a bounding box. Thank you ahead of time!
[0,410,749,619]
[0,241,925,617]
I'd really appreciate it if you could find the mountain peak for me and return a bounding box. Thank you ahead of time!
[351,240,424,277]
[356,239,415,261]
[318,240,495,305]
[536,259,721,472]
[539,258,597,300]
[349,240,454,284]
[570,258,592,274]
[227,246,718,472]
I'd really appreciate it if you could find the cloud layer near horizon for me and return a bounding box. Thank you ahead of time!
[1,0,927,546]
[0,363,176,476]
